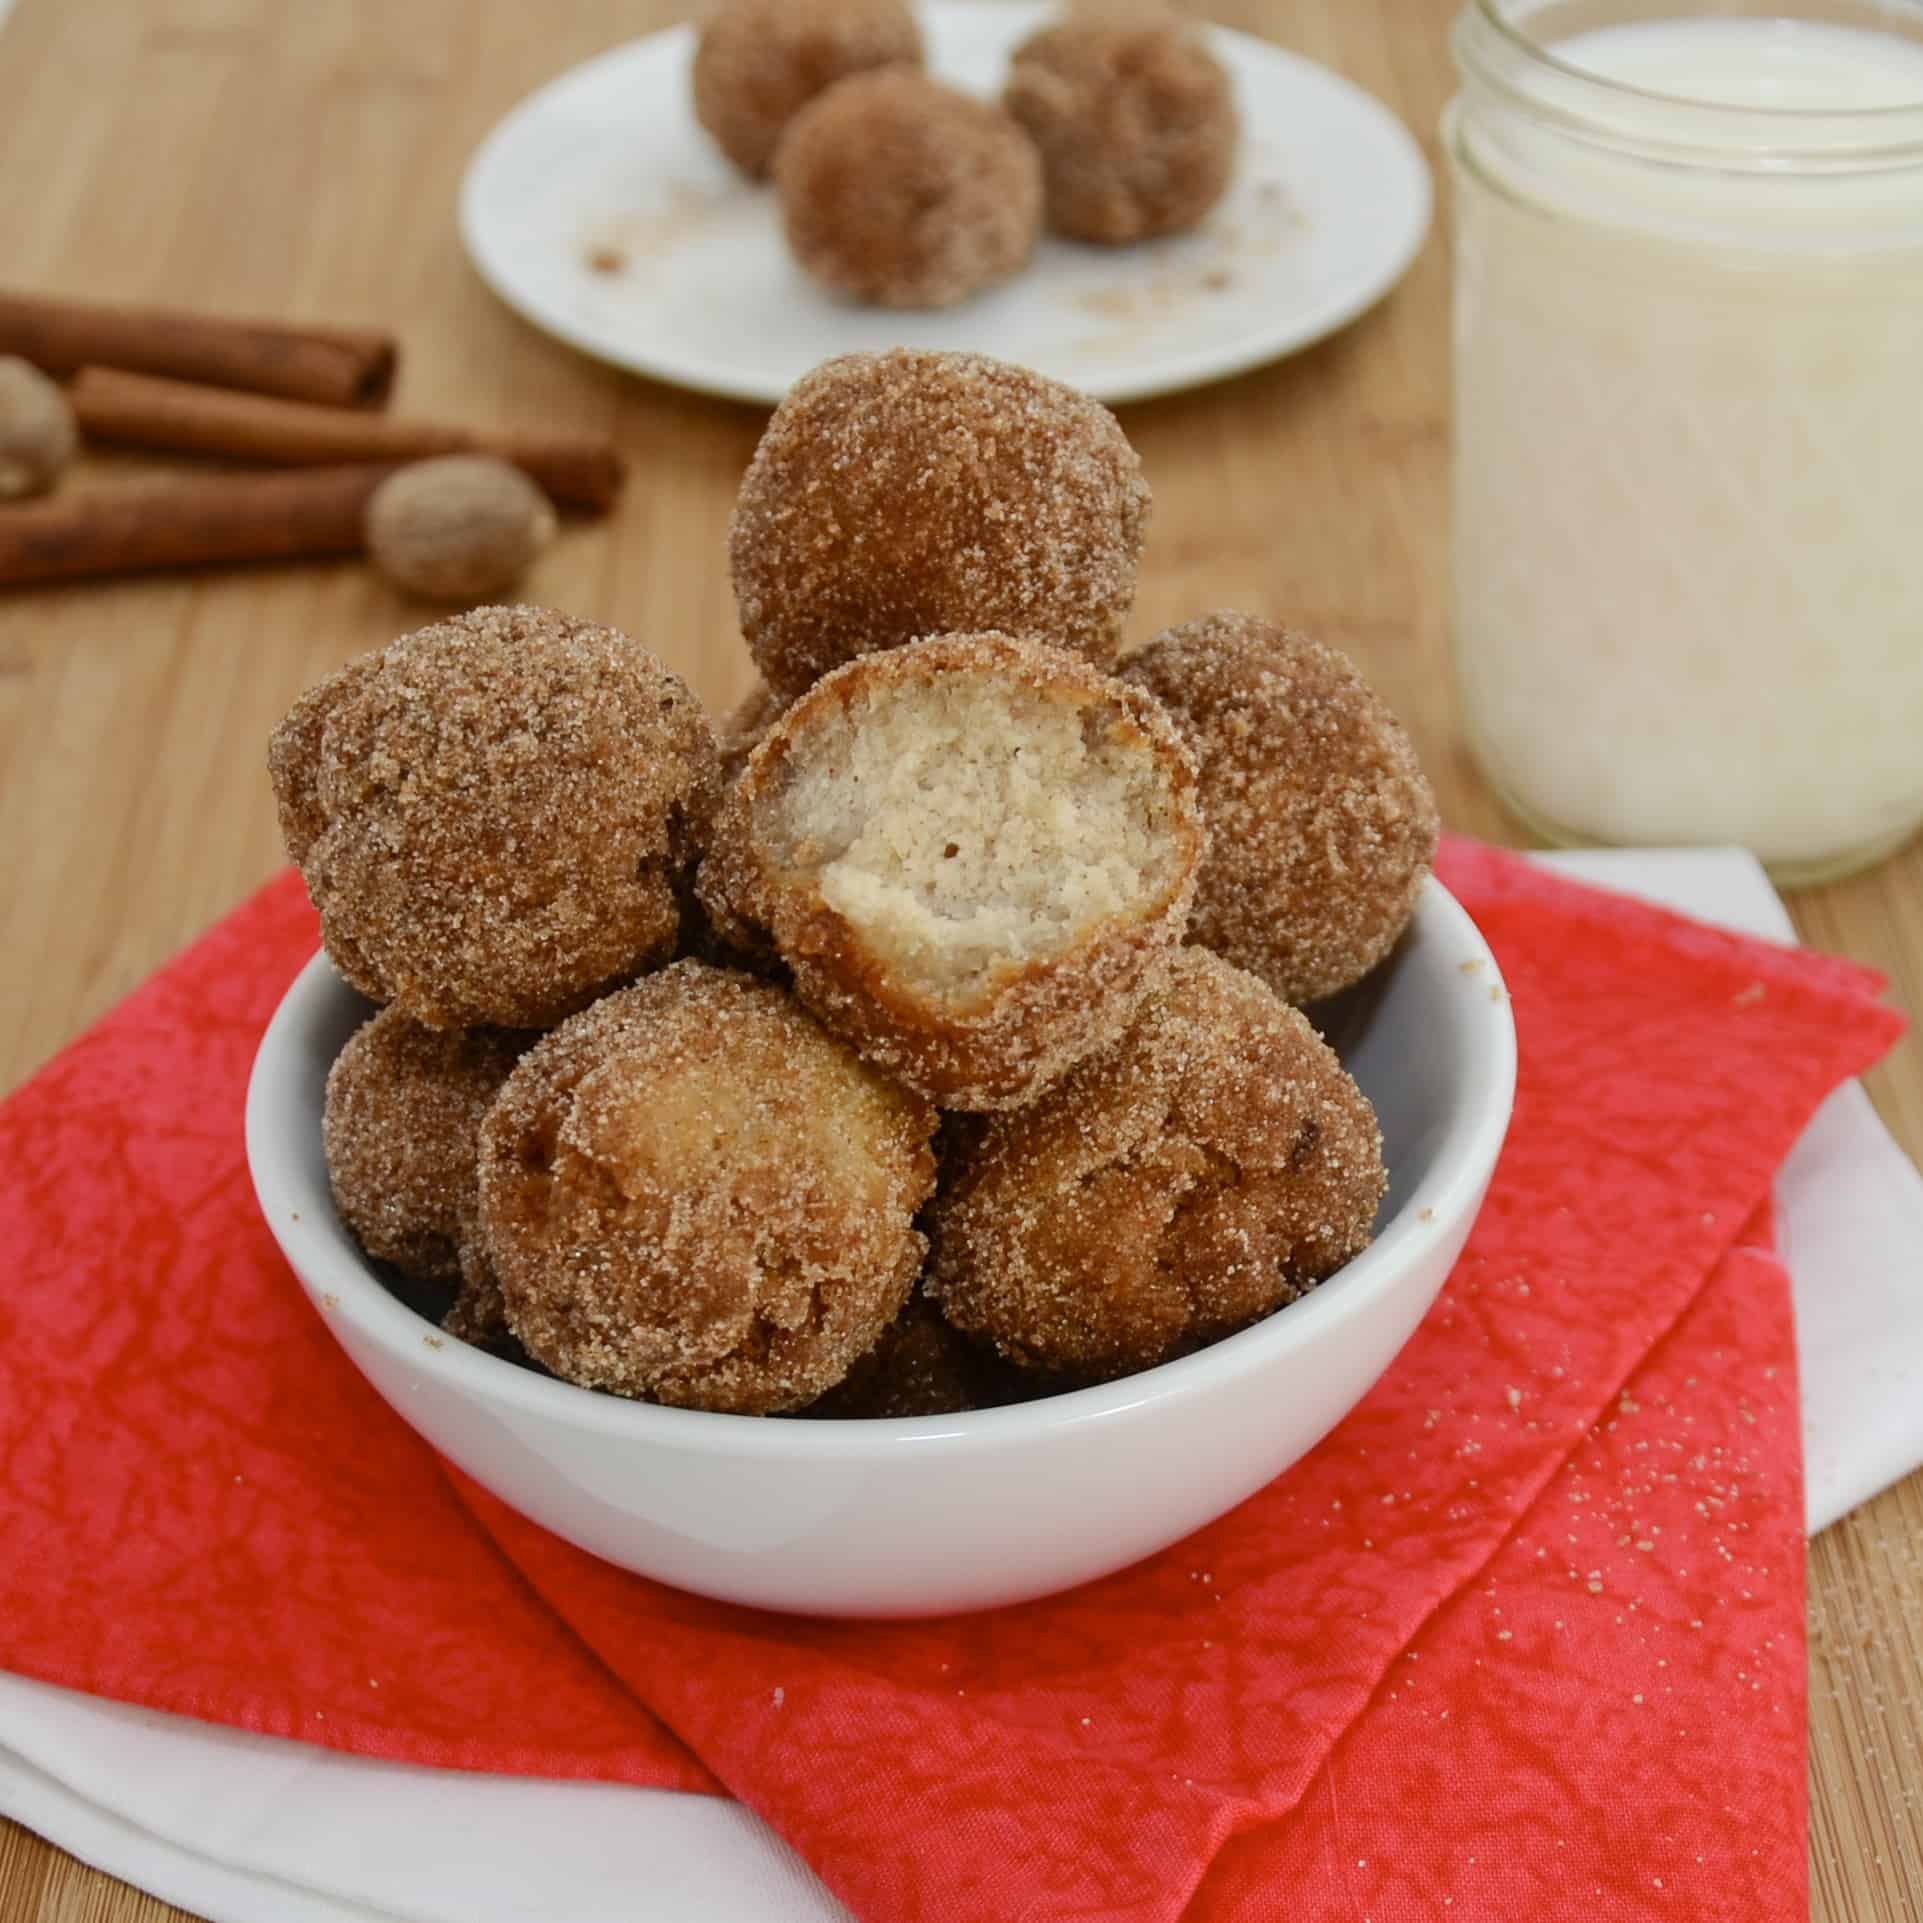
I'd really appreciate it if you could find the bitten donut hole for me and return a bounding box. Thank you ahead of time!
[756,666,1179,1005]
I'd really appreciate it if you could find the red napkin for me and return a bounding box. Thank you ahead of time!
[0,839,1900,1923]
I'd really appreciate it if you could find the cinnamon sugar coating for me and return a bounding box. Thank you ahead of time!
[697,632,1205,1110]
[444,1227,512,1349]
[268,606,721,1030]
[802,1288,991,1419]
[688,678,791,972]
[1004,12,1239,244]
[929,948,1385,1382]
[322,1006,524,1284]
[714,680,789,790]
[775,70,1042,310]
[269,651,382,869]
[1122,612,1438,1005]
[474,962,938,1414]
[692,0,922,180]
[730,350,1150,700]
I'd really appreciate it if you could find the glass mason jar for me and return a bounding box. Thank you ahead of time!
[1446,0,1923,884]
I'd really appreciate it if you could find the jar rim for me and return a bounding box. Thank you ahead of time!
[1457,0,1923,166]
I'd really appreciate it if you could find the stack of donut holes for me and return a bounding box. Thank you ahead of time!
[276,346,1438,1420]
[689,0,1244,309]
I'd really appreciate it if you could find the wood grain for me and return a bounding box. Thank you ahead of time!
[1,1,1917,1918]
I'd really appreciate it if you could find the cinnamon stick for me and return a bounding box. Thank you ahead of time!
[70,368,624,512]
[0,465,402,587]
[0,290,396,408]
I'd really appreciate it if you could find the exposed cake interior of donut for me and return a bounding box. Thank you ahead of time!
[753,662,1182,1004]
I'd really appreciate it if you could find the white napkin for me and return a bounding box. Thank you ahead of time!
[4,847,1919,1923]
[1537,848,1923,1532]
[0,1672,839,1923]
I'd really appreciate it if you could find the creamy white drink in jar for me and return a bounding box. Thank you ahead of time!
[1448,3,1923,881]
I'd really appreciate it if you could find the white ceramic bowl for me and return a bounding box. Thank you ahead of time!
[246,880,1515,1619]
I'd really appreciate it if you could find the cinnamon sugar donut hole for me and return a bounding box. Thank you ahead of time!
[322,1006,525,1285]
[714,680,789,790]
[775,70,1042,310]
[692,0,922,180]
[1122,612,1439,1005]
[1004,11,1239,244]
[929,948,1385,1383]
[697,632,1206,1110]
[730,349,1150,701]
[685,682,794,975]
[269,606,721,1031]
[803,1288,994,1420]
[475,962,938,1415]
[444,1234,515,1354]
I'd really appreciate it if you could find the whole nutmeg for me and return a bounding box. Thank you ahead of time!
[364,455,557,602]
[0,356,77,499]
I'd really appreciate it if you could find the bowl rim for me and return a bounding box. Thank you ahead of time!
[245,877,1517,1460]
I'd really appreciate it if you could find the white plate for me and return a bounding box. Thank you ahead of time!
[458,2,1432,406]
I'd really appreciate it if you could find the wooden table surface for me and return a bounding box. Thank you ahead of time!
[2,0,1919,1916]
